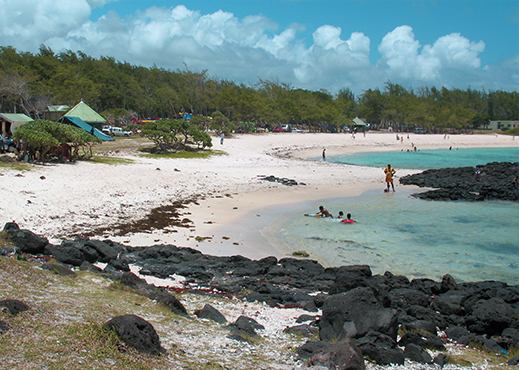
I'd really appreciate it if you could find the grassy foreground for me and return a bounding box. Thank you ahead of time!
[0,240,307,369]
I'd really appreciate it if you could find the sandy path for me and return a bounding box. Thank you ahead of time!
[0,132,515,258]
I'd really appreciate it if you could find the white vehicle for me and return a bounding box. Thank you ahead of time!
[102,125,131,137]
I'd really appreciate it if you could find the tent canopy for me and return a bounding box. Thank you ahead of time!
[59,116,114,141]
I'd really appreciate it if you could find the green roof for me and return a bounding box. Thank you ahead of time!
[64,101,106,124]
[47,105,70,112]
[352,117,367,126]
[0,113,33,123]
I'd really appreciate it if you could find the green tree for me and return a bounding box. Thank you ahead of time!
[13,120,101,160]
[140,119,212,152]
[210,111,236,136]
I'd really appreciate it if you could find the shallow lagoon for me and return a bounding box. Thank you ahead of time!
[262,188,519,285]
[325,146,519,170]
[263,147,519,285]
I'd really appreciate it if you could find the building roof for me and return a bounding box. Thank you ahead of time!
[0,113,33,124]
[352,117,367,126]
[64,101,106,124]
[47,105,70,112]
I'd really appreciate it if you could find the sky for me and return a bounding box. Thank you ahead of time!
[0,0,518,95]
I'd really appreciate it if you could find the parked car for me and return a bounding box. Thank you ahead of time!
[101,125,112,135]
[272,127,284,132]
[292,127,304,133]
[102,125,132,136]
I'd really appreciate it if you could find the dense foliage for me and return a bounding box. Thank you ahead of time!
[0,46,517,131]
[13,119,101,161]
[140,119,212,153]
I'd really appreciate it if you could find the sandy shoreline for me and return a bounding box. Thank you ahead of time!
[0,132,516,260]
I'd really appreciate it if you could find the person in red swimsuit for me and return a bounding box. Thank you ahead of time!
[341,213,355,223]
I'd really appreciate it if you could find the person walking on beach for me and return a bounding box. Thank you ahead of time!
[322,148,326,161]
[384,164,396,192]
[220,133,224,145]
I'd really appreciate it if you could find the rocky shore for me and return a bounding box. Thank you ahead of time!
[399,162,519,201]
[2,221,518,369]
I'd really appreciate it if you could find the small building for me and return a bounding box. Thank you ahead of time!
[488,120,519,131]
[0,113,33,136]
[42,105,70,122]
[63,101,106,130]
[351,117,368,132]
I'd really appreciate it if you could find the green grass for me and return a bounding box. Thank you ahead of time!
[0,157,32,172]
[139,149,226,159]
[87,156,135,165]
[503,127,519,135]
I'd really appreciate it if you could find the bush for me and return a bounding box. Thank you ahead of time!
[140,119,212,153]
[13,120,101,161]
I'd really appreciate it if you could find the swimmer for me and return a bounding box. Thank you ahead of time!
[337,211,344,219]
[341,213,356,224]
[317,205,333,218]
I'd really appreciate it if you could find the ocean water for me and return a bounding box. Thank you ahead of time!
[262,188,519,285]
[325,146,519,170]
[263,147,519,285]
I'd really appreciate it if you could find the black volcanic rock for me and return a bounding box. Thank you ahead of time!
[104,315,165,355]
[399,162,519,201]
[3,222,50,254]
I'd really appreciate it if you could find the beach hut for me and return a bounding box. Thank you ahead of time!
[63,100,106,130]
[351,117,368,132]
[0,113,33,135]
[42,105,70,122]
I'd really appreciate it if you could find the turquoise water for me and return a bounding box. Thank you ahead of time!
[264,146,519,285]
[326,146,519,169]
[263,188,519,285]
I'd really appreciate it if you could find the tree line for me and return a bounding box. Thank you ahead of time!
[0,45,517,132]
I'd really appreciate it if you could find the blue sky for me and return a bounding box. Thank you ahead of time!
[91,0,519,66]
[1,0,518,95]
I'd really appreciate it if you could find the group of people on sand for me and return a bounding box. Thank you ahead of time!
[316,206,355,223]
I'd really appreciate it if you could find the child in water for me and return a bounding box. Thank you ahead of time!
[317,205,333,218]
[341,213,355,224]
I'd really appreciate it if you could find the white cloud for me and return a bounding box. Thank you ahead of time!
[378,26,487,85]
[425,33,485,69]
[86,0,116,9]
[0,0,90,49]
[0,1,514,94]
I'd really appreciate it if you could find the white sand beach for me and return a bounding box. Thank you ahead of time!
[0,132,516,259]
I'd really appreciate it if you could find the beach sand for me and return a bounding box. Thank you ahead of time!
[0,132,515,259]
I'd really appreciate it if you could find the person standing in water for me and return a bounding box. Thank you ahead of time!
[384,164,396,192]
